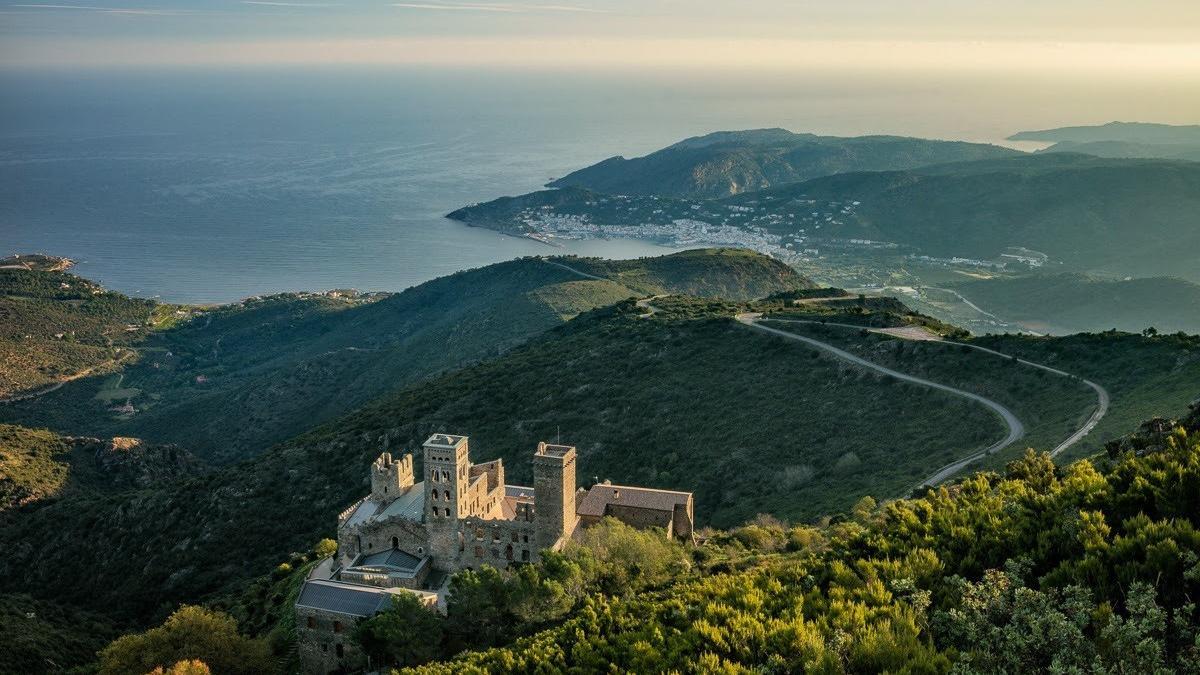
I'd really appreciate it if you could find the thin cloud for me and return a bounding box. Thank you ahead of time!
[10,3,186,14]
[241,1,342,6]
[392,1,605,13]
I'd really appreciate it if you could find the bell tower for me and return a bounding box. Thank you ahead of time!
[423,434,469,524]
[533,441,577,550]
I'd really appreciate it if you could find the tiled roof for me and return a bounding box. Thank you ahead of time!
[424,433,466,449]
[505,485,534,500]
[296,580,393,617]
[358,548,423,572]
[577,484,692,518]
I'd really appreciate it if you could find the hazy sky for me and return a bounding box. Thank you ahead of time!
[2,0,1199,73]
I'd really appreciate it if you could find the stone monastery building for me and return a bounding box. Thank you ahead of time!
[296,433,694,673]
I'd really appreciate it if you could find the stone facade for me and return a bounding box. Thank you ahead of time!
[297,432,696,674]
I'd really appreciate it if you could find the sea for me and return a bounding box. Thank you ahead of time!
[1,67,1188,303]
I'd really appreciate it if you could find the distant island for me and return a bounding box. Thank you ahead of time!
[1009,121,1200,161]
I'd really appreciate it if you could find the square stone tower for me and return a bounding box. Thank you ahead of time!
[370,452,414,505]
[423,434,469,524]
[533,442,577,550]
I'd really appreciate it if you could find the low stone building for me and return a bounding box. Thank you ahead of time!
[296,432,695,674]
[577,481,695,540]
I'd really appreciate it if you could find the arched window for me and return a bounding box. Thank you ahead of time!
[432,489,440,500]
[505,544,513,561]
[391,537,399,549]
[442,470,450,481]
[430,469,437,481]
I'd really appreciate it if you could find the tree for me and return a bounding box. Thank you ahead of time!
[98,606,275,675]
[148,660,212,675]
[353,593,443,668]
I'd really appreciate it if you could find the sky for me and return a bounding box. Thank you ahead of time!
[2,0,1199,74]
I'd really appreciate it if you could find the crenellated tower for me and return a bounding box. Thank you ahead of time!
[371,452,414,504]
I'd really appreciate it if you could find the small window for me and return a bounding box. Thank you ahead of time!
[333,621,342,634]
[511,532,519,543]
[336,644,344,658]
[491,548,500,558]
[505,544,514,561]
[442,470,450,481]
[474,545,484,557]
[307,616,316,629]
[522,549,530,561]
[321,643,328,653]
[522,534,529,543]
[391,537,399,549]
[417,546,425,554]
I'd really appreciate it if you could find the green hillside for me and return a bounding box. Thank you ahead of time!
[6,293,1197,633]
[0,268,161,399]
[0,250,806,463]
[547,129,1018,198]
[736,154,1200,281]
[952,273,1200,335]
[0,424,203,512]
[408,406,1200,673]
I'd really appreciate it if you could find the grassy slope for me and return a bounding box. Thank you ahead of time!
[952,273,1200,335]
[0,269,158,398]
[977,331,1200,463]
[0,298,1008,623]
[757,320,1097,459]
[0,250,806,463]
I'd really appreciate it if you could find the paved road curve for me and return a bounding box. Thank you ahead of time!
[764,317,1109,459]
[736,313,1026,487]
[540,258,1103,484]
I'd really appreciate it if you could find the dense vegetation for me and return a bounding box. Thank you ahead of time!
[0,297,1021,625]
[0,249,805,462]
[547,129,1017,199]
[978,330,1200,462]
[403,406,1200,672]
[0,269,159,398]
[953,273,1200,335]
[0,423,201,512]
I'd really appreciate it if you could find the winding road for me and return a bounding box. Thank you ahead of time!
[745,316,1109,484]
[736,313,1026,486]
[539,257,1108,486]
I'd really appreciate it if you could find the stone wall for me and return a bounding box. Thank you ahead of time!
[296,606,364,675]
[456,516,538,568]
[339,517,430,566]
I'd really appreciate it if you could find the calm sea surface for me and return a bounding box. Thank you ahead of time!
[1,68,1185,303]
